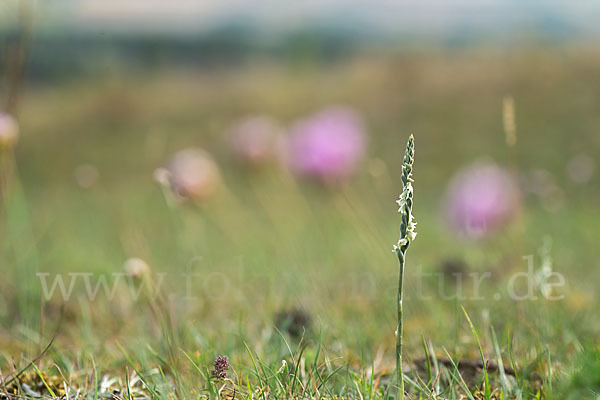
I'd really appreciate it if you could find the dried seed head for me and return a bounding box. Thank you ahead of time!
[503,96,516,147]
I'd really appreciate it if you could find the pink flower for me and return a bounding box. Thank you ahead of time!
[286,106,367,184]
[160,148,221,202]
[228,115,283,167]
[444,162,519,238]
[0,113,19,152]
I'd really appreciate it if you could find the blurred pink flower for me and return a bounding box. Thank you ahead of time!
[0,113,19,151]
[286,106,367,184]
[161,148,221,202]
[444,162,519,238]
[228,115,283,167]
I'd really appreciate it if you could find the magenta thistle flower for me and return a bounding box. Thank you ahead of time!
[286,106,367,184]
[211,355,229,380]
[444,162,519,238]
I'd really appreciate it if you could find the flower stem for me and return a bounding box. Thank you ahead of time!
[396,249,405,400]
[393,134,416,400]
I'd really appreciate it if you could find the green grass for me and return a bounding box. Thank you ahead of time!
[1,46,599,398]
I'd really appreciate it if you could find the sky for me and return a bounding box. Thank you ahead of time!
[4,0,600,38]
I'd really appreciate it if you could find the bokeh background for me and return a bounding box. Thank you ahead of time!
[1,0,599,387]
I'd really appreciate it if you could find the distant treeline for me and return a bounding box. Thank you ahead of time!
[3,22,579,83]
[3,27,371,82]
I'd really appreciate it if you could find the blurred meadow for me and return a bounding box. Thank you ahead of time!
[1,1,600,399]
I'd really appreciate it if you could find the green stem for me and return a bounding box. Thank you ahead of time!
[396,249,405,400]
[393,134,415,400]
